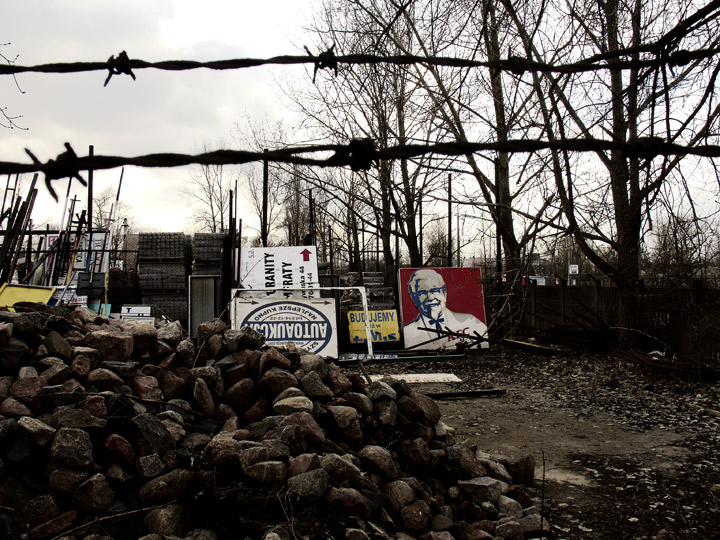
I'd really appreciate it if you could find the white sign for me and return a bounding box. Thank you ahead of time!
[239,246,319,298]
[232,296,338,357]
[113,305,153,322]
[45,232,107,283]
[569,264,580,275]
[49,286,85,306]
[75,233,107,272]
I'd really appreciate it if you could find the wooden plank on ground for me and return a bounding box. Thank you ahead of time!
[369,373,462,383]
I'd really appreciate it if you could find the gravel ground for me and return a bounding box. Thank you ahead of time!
[355,345,720,540]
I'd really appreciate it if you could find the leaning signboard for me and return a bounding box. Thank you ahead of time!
[239,246,319,298]
[399,267,488,350]
[232,296,338,357]
[347,309,400,344]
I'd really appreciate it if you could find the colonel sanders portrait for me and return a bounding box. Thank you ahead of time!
[403,268,488,349]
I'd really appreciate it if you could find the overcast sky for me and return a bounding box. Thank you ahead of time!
[3,1,312,233]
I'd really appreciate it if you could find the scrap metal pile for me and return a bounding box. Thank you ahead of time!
[1,171,127,315]
[1,175,41,286]
[0,303,548,540]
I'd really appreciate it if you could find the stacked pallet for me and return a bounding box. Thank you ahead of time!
[191,233,224,276]
[362,271,396,309]
[138,233,189,322]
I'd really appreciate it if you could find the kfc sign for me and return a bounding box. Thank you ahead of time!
[399,267,488,350]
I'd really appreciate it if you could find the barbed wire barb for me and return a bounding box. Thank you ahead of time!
[104,51,136,86]
[24,143,86,201]
[304,44,338,83]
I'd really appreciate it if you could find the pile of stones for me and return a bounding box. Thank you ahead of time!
[0,303,549,540]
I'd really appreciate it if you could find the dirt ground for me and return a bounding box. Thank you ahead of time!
[361,346,720,540]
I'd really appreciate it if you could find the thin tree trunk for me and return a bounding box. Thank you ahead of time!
[605,0,642,347]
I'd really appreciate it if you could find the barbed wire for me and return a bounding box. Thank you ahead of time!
[1,0,718,84]
[2,3,719,200]
[1,45,719,86]
[3,137,719,200]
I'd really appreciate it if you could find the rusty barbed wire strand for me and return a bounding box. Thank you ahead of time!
[2,137,719,200]
[1,46,719,84]
[575,0,720,65]
[2,0,718,83]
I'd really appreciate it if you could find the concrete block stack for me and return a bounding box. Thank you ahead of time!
[138,233,189,323]
[191,233,225,276]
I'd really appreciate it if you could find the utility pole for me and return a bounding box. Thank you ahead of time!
[229,188,235,282]
[395,220,399,269]
[219,166,225,233]
[419,189,423,265]
[308,189,315,246]
[457,213,461,267]
[121,218,128,270]
[361,228,366,273]
[261,149,269,247]
[375,231,379,272]
[494,159,502,293]
[447,174,452,267]
[86,145,93,271]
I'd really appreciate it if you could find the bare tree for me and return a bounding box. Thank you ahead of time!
[423,221,449,268]
[289,0,454,286]
[1,45,26,130]
[243,164,287,245]
[181,142,240,233]
[292,0,560,333]
[379,0,559,275]
[645,214,720,288]
[501,0,720,345]
[92,185,135,268]
[92,186,133,231]
[234,119,303,246]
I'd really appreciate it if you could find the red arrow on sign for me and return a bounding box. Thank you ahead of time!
[300,248,312,261]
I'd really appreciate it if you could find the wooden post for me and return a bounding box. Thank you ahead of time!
[594,276,601,316]
[26,219,33,279]
[530,280,537,328]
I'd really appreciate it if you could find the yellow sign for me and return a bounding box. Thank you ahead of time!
[0,283,56,311]
[348,310,400,343]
